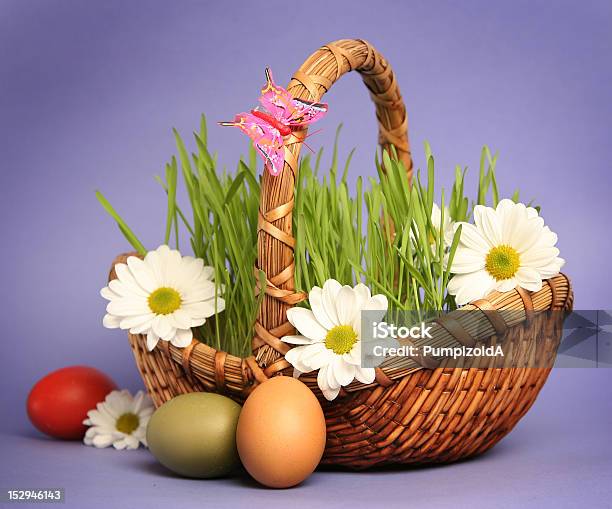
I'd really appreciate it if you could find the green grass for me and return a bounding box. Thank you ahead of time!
[293,135,505,316]
[98,115,522,356]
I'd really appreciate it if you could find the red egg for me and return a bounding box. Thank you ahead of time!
[27,366,117,440]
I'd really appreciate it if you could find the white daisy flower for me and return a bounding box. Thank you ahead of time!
[83,390,154,450]
[101,245,225,351]
[281,280,388,401]
[447,199,565,305]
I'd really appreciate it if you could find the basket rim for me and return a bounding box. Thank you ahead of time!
[111,253,572,400]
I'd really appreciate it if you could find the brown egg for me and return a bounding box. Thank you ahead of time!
[236,376,326,488]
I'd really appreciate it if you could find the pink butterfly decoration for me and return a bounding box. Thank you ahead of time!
[219,68,328,176]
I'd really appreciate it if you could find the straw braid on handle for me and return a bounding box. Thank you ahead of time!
[253,39,411,370]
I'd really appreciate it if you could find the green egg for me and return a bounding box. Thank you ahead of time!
[147,392,241,478]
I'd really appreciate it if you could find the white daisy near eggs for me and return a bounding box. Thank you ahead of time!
[83,390,153,450]
[448,199,564,305]
[101,245,224,350]
[281,280,388,401]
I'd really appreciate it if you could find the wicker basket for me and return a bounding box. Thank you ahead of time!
[109,39,573,469]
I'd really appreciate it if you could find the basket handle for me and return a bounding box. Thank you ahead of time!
[253,39,411,372]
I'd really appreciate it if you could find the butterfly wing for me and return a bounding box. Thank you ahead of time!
[259,68,295,123]
[259,68,329,129]
[219,112,285,176]
[285,97,328,127]
[256,135,285,176]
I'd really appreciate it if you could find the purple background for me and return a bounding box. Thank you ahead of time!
[1,1,611,508]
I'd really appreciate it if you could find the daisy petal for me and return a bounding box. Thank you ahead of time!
[513,218,546,254]
[286,308,327,342]
[322,279,342,325]
[285,345,317,373]
[535,226,558,248]
[354,366,376,384]
[171,328,193,348]
[317,365,332,394]
[92,434,115,448]
[300,343,334,371]
[281,335,316,345]
[457,223,491,253]
[143,249,164,285]
[171,309,192,330]
[365,294,388,311]
[449,271,496,305]
[449,248,486,274]
[321,386,340,401]
[516,267,543,292]
[331,357,355,386]
[152,315,173,340]
[124,435,140,450]
[326,361,340,389]
[126,256,157,293]
[344,342,362,366]
[103,313,121,329]
[100,286,119,301]
[520,246,560,268]
[113,438,128,450]
[336,286,357,325]
[120,313,154,331]
[106,299,150,317]
[496,277,518,293]
[353,283,371,310]
[181,301,217,319]
[114,264,149,295]
[474,205,502,246]
[309,287,335,330]
[181,283,216,304]
[146,330,159,351]
[538,257,565,278]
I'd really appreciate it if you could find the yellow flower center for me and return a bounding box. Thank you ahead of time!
[115,412,140,434]
[325,325,358,355]
[148,287,182,315]
[485,245,520,281]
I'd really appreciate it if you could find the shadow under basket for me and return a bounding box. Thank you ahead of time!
[109,39,573,469]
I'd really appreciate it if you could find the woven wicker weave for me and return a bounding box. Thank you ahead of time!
[110,39,573,469]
